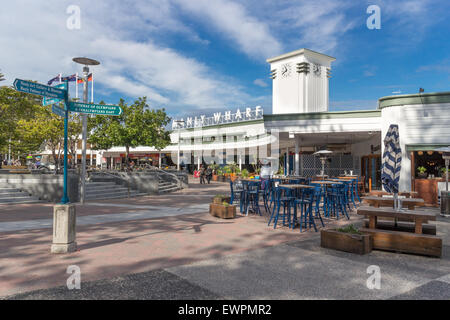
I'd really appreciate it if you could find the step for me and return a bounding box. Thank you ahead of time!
[0,196,42,203]
[85,185,128,192]
[0,192,33,199]
[0,188,22,193]
[85,192,141,201]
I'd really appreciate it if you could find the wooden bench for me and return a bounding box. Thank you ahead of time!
[357,206,442,257]
[362,196,425,210]
[369,190,419,198]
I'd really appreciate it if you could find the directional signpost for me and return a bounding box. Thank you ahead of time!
[14,75,121,254]
[52,104,65,117]
[68,101,122,116]
[14,79,70,204]
[42,83,67,107]
[14,79,66,100]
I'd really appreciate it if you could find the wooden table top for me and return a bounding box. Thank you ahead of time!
[357,206,436,220]
[370,190,419,198]
[362,196,424,204]
[279,184,314,189]
[311,181,342,185]
[280,177,307,180]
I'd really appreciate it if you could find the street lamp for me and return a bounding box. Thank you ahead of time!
[173,120,185,171]
[72,57,100,204]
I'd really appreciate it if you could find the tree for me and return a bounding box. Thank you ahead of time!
[0,70,5,82]
[16,105,64,172]
[67,112,82,168]
[89,97,171,168]
[0,86,40,157]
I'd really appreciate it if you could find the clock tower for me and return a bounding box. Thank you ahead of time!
[267,48,335,114]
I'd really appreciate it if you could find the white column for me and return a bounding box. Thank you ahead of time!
[295,137,299,175]
[197,153,201,170]
[239,152,242,170]
[159,152,162,168]
[286,148,289,175]
[110,156,113,170]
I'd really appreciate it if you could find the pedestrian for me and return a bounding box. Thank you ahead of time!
[205,165,212,184]
[199,165,206,184]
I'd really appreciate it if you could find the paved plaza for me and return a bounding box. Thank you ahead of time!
[1,180,449,300]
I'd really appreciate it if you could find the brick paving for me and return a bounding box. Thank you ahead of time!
[0,179,363,297]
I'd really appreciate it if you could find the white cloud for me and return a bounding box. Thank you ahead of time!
[253,79,268,87]
[0,0,252,114]
[174,0,283,60]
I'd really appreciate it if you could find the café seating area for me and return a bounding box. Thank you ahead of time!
[229,174,362,232]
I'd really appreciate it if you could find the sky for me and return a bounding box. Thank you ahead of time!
[1,0,449,121]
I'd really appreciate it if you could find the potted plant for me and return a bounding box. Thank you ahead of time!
[210,163,219,181]
[320,224,372,255]
[440,167,448,178]
[210,198,236,219]
[240,168,249,179]
[417,166,427,179]
[212,194,231,204]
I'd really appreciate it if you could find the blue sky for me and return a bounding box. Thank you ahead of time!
[1,0,449,120]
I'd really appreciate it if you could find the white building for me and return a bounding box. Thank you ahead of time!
[41,48,450,203]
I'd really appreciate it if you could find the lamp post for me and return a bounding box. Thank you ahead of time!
[72,57,100,204]
[174,120,185,171]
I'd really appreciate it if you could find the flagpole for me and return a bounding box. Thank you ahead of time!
[75,73,78,99]
[91,72,94,103]
[59,73,62,84]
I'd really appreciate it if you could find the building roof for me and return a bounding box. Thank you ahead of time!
[266,48,336,64]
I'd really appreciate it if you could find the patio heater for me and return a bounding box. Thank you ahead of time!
[313,150,332,180]
[435,146,450,217]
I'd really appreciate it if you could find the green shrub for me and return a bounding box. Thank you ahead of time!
[337,224,362,235]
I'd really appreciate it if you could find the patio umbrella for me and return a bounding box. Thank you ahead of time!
[381,124,402,210]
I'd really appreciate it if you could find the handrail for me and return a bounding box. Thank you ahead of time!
[150,167,182,188]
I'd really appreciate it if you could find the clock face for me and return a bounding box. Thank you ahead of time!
[280,63,291,78]
[313,63,321,76]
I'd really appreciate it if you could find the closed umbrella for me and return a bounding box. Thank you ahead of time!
[381,124,402,210]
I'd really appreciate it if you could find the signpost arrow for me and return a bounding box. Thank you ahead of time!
[52,104,66,117]
[43,83,67,106]
[14,79,66,100]
[68,101,122,116]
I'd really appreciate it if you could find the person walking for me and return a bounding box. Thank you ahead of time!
[205,165,212,184]
[199,165,206,184]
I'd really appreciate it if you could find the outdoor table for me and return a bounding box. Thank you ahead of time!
[357,206,442,257]
[311,180,342,185]
[362,196,425,210]
[278,184,314,189]
[370,190,419,198]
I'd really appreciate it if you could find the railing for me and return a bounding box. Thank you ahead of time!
[149,167,182,189]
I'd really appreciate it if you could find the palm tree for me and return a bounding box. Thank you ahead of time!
[0,70,5,82]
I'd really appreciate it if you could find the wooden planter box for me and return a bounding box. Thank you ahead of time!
[209,203,236,219]
[321,229,372,255]
[212,196,231,204]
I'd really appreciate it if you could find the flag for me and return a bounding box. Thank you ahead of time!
[61,74,77,82]
[77,73,92,84]
[47,75,60,85]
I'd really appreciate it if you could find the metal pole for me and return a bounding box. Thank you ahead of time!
[80,66,89,204]
[61,81,70,204]
[177,127,180,171]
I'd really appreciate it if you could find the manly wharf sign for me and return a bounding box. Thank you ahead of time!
[172,106,263,130]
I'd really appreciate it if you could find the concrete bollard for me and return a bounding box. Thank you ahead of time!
[51,204,77,254]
